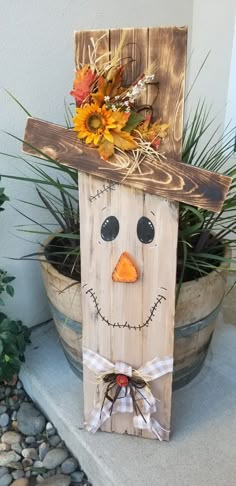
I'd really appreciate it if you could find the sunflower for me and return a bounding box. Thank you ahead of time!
[73,104,117,145]
[73,103,137,159]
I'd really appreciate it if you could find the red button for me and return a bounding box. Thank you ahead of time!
[116,374,129,387]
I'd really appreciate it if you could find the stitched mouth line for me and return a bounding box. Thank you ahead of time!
[83,285,166,330]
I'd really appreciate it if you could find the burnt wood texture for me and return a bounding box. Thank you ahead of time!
[23,117,231,212]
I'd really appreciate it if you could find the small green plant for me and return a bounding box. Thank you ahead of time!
[0,270,15,306]
[0,177,9,211]
[0,314,31,383]
[0,180,31,383]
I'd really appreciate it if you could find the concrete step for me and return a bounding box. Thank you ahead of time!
[20,318,236,486]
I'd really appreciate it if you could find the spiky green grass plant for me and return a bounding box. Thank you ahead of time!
[1,96,236,301]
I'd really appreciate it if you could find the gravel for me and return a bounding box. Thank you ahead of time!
[48,434,61,447]
[0,452,21,467]
[71,470,85,482]
[45,423,56,437]
[43,448,69,470]
[25,436,36,445]
[11,443,23,455]
[0,381,91,485]
[37,474,71,485]
[61,457,78,475]
[17,403,46,436]
[0,469,8,479]
[11,480,29,486]
[1,431,21,445]
[0,415,9,428]
[12,470,25,479]
[0,473,12,486]
[0,445,10,453]
[39,442,50,461]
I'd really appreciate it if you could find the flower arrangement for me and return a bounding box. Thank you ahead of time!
[70,40,168,161]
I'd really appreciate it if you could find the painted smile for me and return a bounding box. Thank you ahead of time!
[83,285,166,330]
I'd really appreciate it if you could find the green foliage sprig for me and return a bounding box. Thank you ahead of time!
[0,177,9,212]
[0,270,15,306]
[0,179,31,382]
[0,315,31,383]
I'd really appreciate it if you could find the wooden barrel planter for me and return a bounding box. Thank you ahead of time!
[40,239,230,389]
[173,254,229,389]
[40,256,83,378]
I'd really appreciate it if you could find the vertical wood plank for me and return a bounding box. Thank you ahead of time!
[109,27,148,103]
[75,29,112,432]
[75,30,109,71]
[143,27,187,436]
[147,27,187,159]
[107,27,149,435]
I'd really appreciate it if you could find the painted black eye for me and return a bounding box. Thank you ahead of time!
[101,216,119,241]
[137,216,155,244]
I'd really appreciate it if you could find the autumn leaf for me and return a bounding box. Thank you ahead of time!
[122,111,145,132]
[151,137,161,149]
[140,113,152,129]
[137,116,169,149]
[70,65,96,106]
[92,76,109,107]
[108,67,124,98]
[112,130,138,151]
[92,68,126,107]
[112,111,130,130]
[99,129,137,159]
[98,138,115,160]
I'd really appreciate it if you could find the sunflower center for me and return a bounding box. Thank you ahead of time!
[86,114,103,132]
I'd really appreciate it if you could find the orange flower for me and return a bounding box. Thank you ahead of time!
[70,65,96,106]
[73,103,137,159]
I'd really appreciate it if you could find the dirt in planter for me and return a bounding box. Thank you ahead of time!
[45,234,225,284]
[44,236,81,282]
[176,233,225,283]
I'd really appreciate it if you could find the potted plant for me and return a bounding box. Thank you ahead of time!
[2,98,236,389]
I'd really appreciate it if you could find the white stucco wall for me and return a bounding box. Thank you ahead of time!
[187,0,236,126]
[0,0,235,327]
[225,16,236,127]
[225,17,236,262]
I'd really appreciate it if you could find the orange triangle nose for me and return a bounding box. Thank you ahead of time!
[112,252,139,283]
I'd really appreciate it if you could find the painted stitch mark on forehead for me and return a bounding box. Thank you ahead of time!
[89,181,118,203]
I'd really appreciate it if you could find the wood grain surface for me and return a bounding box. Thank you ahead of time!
[23,117,231,213]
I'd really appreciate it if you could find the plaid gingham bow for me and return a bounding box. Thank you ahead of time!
[83,347,173,440]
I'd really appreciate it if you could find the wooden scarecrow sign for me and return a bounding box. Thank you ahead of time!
[22,27,231,441]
